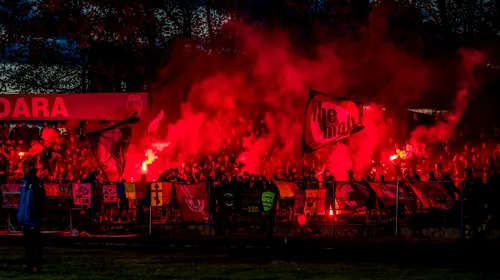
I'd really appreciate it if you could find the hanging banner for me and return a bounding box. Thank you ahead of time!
[369,181,418,215]
[135,181,148,200]
[124,183,136,199]
[241,193,261,215]
[303,89,364,154]
[370,182,417,206]
[44,183,72,198]
[72,183,92,206]
[150,182,173,207]
[174,183,209,221]
[335,181,372,211]
[219,188,236,211]
[103,185,118,202]
[304,189,327,215]
[0,93,147,120]
[409,181,456,210]
[274,181,298,198]
[1,184,21,209]
[294,190,306,214]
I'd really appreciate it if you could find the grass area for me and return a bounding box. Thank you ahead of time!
[0,246,491,280]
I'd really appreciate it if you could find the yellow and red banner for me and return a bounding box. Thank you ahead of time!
[150,182,173,206]
[124,183,136,199]
[274,181,298,198]
[303,189,327,215]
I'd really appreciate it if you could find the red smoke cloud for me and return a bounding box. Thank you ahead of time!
[121,20,484,181]
[40,128,61,147]
[409,88,469,147]
[409,49,484,148]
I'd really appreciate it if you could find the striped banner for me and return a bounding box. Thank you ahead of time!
[124,183,136,199]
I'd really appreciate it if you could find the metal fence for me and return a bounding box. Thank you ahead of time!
[1,180,496,240]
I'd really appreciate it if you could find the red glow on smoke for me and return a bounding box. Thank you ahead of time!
[100,21,484,182]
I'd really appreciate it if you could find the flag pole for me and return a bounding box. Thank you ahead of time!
[301,89,313,174]
[208,181,212,236]
[87,112,140,183]
[88,137,111,184]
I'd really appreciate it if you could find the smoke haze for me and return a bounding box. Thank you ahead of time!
[123,20,484,181]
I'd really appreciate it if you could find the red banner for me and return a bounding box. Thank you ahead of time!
[72,183,92,206]
[174,183,209,221]
[44,183,72,198]
[369,181,418,215]
[408,181,456,210]
[1,184,21,194]
[0,93,147,120]
[274,181,297,198]
[135,181,148,200]
[1,184,21,209]
[370,181,417,207]
[304,189,327,215]
[103,185,118,202]
[335,181,371,211]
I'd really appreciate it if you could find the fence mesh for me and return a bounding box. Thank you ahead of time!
[1,180,495,239]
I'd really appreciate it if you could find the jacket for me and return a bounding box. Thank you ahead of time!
[116,182,127,199]
[17,168,46,227]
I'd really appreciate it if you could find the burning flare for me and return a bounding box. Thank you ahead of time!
[390,148,409,161]
[141,149,158,173]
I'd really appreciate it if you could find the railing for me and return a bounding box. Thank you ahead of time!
[1,180,496,240]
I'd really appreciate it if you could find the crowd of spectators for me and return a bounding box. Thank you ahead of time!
[0,112,499,189]
[153,114,500,188]
[0,121,98,185]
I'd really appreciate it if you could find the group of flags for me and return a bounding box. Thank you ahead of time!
[2,179,458,223]
[1,183,92,208]
[113,182,209,221]
[117,182,173,206]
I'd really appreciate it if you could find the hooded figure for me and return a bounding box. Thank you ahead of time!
[84,170,102,226]
[17,158,46,273]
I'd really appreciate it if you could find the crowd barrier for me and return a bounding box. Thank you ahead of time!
[1,180,495,239]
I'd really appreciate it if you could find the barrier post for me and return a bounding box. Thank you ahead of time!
[149,204,152,235]
[460,180,464,238]
[208,181,212,236]
[395,180,399,238]
[7,210,13,232]
[331,181,336,238]
[91,183,95,234]
[69,209,73,232]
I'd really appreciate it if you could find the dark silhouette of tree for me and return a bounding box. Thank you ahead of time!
[0,0,498,94]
